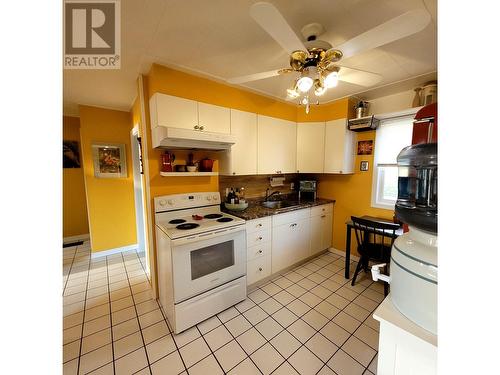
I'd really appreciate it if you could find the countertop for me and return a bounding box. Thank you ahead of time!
[222,197,335,220]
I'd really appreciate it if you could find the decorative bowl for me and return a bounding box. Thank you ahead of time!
[186,166,197,172]
[224,202,248,211]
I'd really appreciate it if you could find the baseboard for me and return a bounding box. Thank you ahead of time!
[328,247,360,262]
[91,244,138,259]
[63,234,90,245]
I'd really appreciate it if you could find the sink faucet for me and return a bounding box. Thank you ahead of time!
[265,188,281,201]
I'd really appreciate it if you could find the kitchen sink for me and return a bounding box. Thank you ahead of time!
[261,200,300,210]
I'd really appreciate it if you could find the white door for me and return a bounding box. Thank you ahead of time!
[257,115,297,174]
[310,215,323,255]
[220,109,257,175]
[297,122,325,173]
[198,102,231,134]
[272,217,310,273]
[322,213,333,250]
[324,118,355,174]
[272,223,296,272]
[151,93,198,130]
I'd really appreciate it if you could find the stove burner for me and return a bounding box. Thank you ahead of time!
[176,223,200,230]
[217,217,233,223]
[169,219,186,224]
[204,214,223,219]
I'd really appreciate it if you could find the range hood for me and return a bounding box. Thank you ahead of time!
[152,127,236,150]
[347,115,380,132]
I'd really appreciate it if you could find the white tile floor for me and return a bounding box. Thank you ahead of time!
[63,241,383,375]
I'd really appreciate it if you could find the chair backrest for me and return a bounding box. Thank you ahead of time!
[351,216,399,259]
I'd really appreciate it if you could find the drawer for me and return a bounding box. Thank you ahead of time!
[246,217,272,233]
[246,229,271,248]
[311,203,333,217]
[272,208,310,227]
[247,255,271,285]
[247,242,271,262]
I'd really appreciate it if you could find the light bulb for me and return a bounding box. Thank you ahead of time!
[324,70,339,88]
[287,88,299,98]
[297,76,313,92]
[314,79,326,96]
[301,96,309,105]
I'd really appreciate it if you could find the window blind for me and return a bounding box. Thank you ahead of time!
[374,115,414,165]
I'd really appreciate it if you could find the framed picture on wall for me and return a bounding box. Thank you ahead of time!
[92,143,127,178]
[360,161,369,171]
[63,140,81,168]
[357,140,373,155]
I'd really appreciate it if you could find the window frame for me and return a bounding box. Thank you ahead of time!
[370,108,420,210]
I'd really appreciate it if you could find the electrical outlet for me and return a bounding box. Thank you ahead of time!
[290,182,294,190]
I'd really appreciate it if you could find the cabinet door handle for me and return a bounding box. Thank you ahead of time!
[258,267,263,272]
[321,215,326,218]
[199,125,204,130]
[232,172,236,175]
[258,250,263,254]
[194,125,200,130]
[257,223,262,227]
[290,223,297,227]
[258,236,262,240]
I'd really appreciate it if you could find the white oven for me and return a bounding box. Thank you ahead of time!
[171,225,246,303]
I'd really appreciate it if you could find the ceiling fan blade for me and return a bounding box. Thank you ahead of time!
[226,68,292,84]
[250,2,307,55]
[337,65,383,87]
[337,9,431,59]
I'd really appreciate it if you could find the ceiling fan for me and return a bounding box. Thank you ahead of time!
[227,2,431,112]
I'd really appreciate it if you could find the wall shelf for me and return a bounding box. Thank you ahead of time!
[160,171,218,177]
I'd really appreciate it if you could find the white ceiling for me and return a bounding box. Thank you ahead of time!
[63,0,437,116]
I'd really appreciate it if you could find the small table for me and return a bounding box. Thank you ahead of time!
[344,216,403,279]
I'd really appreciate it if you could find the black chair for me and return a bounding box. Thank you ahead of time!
[350,216,399,296]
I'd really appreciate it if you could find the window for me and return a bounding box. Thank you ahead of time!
[371,115,414,209]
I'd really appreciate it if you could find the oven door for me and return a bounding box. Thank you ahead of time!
[170,225,246,303]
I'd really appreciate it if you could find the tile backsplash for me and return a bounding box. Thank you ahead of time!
[219,174,299,200]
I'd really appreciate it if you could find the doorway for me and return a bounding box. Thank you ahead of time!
[130,126,150,275]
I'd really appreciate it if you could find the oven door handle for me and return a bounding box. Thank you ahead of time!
[171,225,245,246]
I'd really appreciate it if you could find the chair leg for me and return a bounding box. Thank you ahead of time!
[384,282,389,297]
[351,257,364,286]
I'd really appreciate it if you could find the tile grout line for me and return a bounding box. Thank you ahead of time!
[120,251,154,374]
[105,254,116,374]
[74,244,91,375]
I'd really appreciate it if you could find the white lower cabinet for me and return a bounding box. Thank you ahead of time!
[271,209,311,273]
[245,205,333,285]
[245,217,272,286]
[247,255,272,285]
[310,204,333,256]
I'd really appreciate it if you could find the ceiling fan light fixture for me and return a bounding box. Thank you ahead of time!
[313,79,326,96]
[324,69,339,88]
[287,87,300,98]
[297,76,313,92]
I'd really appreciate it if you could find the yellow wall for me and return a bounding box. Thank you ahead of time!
[79,105,137,252]
[63,116,89,238]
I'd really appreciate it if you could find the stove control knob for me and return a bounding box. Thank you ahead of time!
[206,196,212,201]
[167,199,174,205]
[212,195,219,201]
[159,200,167,206]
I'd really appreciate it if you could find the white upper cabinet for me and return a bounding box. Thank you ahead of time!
[150,93,198,130]
[149,93,230,134]
[324,118,355,174]
[219,109,258,175]
[198,102,230,134]
[257,115,297,174]
[297,122,325,173]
